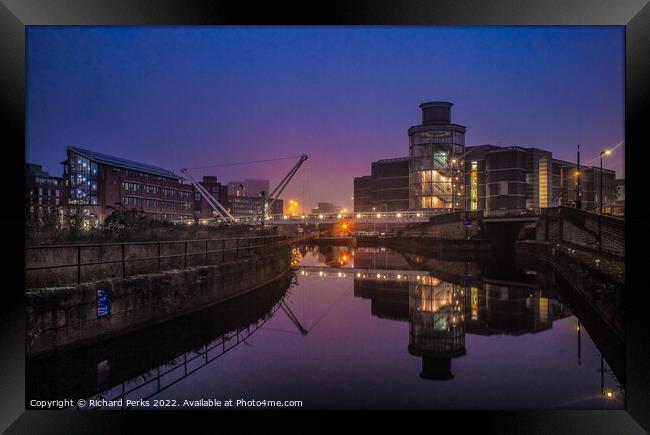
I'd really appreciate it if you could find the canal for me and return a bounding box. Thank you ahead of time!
[27,243,625,410]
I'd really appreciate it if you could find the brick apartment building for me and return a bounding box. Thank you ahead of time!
[25,163,65,223]
[63,146,193,226]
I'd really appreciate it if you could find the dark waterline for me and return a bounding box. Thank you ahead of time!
[27,244,624,410]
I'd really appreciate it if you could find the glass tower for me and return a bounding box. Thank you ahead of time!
[408,102,466,210]
[67,149,98,205]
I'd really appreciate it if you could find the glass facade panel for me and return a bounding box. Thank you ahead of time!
[68,151,98,205]
[470,162,478,210]
[409,130,465,210]
[539,157,549,208]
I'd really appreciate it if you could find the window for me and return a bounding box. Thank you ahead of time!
[539,157,549,208]
[122,181,140,191]
[499,181,508,195]
[145,185,159,194]
[122,196,139,206]
[470,162,478,210]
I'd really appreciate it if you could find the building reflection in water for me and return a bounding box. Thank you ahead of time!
[309,245,354,267]
[409,277,466,380]
[351,247,572,380]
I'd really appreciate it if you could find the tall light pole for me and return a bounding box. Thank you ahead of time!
[576,145,581,209]
[598,150,611,254]
[384,203,388,235]
[599,150,611,214]
[372,206,376,234]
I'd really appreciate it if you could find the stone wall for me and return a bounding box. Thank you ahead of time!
[26,236,285,288]
[26,247,291,357]
[537,207,624,257]
[397,211,484,239]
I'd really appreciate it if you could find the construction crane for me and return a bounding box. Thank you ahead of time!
[181,154,308,225]
[180,168,236,224]
[263,154,309,220]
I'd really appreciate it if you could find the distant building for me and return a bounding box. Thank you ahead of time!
[615,179,625,203]
[463,145,562,213]
[227,179,270,198]
[353,176,374,212]
[62,146,193,226]
[353,158,409,212]
[353,101,618,214]
[372,158,410,212]
[25,163,65,223]
[193,175,229,219]
[226,195,283,216]
[311,202,341,214]
[560,165,616,213]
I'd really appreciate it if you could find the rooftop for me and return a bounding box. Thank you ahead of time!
[373,156,410,164]
[67,146,181,180]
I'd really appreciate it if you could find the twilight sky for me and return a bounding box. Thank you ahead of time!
[27,26,624,211]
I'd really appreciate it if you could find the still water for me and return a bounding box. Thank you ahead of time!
[27,244,624,410]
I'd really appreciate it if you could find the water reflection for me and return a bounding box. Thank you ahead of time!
[305,243,624,405]
[409,277,466,380]
[26,271,296,409]
[26,243,625,409]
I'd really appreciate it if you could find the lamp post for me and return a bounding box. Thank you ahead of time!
[576,144,581,209]
[372,207,376,234]
[599,150,611,214]
[598,150,611,253]
[450,158,456,211]
[384,203,388,235]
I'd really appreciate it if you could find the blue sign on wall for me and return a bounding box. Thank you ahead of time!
[463,219,472,227]
[97,287,111,319]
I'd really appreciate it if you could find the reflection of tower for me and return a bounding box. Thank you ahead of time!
[408,277,466,380]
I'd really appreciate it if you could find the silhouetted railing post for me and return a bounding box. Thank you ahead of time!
[77,245,81,284]
[121,244,126,278]
[184,241,188,268]
[598,214,602,254]
[157,242,161,271]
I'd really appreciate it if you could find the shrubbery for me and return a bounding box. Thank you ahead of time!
[27,208,266,246]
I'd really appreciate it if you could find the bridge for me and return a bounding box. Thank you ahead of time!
[184,209,456,226]
[177,207,552,226]
[299,266,431,283]
[298,266,541,290]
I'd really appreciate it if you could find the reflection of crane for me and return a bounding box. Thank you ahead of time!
[180,168,236,224]
[280,301,308,335]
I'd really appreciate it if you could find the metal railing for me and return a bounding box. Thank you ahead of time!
[483,208,541,218]
[179,209,457,225]
[26,235,288,288]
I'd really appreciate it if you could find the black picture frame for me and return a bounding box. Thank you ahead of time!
[2,1,648,433]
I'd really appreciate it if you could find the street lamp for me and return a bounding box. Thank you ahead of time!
[598,150,611,254]
[599,150,611,214]
[384,203,388,235]
[372,207,376,234]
